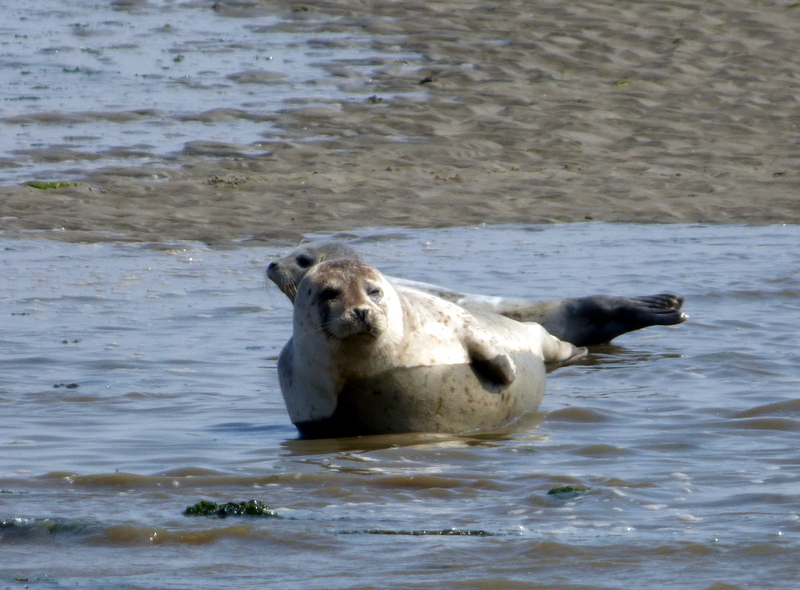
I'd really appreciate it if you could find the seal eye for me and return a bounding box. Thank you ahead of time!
[367,286,382,301]
[296,254,314,269]
[319,287,341,302]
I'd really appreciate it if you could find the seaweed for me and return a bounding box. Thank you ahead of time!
[547,485,591,497]
[25,181,77,190]
[183,500,279,518]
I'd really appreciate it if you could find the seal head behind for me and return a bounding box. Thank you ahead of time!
[267,241,361,302]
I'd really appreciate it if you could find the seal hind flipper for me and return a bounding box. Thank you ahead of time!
[632,294,687,322]
[542,294,687,346]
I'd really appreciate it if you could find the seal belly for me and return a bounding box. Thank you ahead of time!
[295,351,546,438]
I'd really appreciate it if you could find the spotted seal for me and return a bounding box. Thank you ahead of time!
[267,241,687,346]
[278,259,586,437]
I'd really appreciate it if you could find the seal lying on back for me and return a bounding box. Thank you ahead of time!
[278,259,586,438]
[267,241,687,346]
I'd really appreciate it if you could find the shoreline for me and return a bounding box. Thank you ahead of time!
[1,0,798,244]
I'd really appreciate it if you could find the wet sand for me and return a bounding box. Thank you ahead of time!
[1,0,798,244]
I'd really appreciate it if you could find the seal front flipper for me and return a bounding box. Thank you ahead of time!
[464,333,516,387]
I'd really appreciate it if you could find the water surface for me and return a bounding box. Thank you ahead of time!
[2,223,799,588]
[0,0,421,184]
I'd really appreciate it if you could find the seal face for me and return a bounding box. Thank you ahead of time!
[299,258,388,341]
[278,259,586,438]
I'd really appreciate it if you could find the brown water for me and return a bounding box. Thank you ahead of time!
[2,223,799,589]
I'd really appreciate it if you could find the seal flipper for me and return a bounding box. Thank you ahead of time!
[465,333,516,387]
[541,294,687,346]
[471,353,516,387]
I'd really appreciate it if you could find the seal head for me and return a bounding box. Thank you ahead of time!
[267,241,361,302]
[297,258,390,341]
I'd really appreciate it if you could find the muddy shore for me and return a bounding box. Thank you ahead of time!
[1,0,798,244]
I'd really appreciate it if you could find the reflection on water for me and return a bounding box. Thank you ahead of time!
[1,223,799,589]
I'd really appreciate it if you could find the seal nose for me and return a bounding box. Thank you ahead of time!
[353,306,371,324]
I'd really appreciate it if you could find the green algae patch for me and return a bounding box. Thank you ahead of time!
[547,485,591,497]
[25,181,78,190]
[184,500,279,518]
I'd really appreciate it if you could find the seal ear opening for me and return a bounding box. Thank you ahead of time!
[471,354,516,390]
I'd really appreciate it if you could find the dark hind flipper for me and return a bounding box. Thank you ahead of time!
[618,294,687,327]
[541,294,687,347]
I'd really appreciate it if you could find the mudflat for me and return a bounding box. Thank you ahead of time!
[1,0,798,244]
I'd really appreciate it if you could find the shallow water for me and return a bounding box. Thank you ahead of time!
[0,0,421,184]
[2,223,799,589]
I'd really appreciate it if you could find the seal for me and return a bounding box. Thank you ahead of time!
[267,241,687,346]
[266,241,358,303]
[278,259,586,438]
